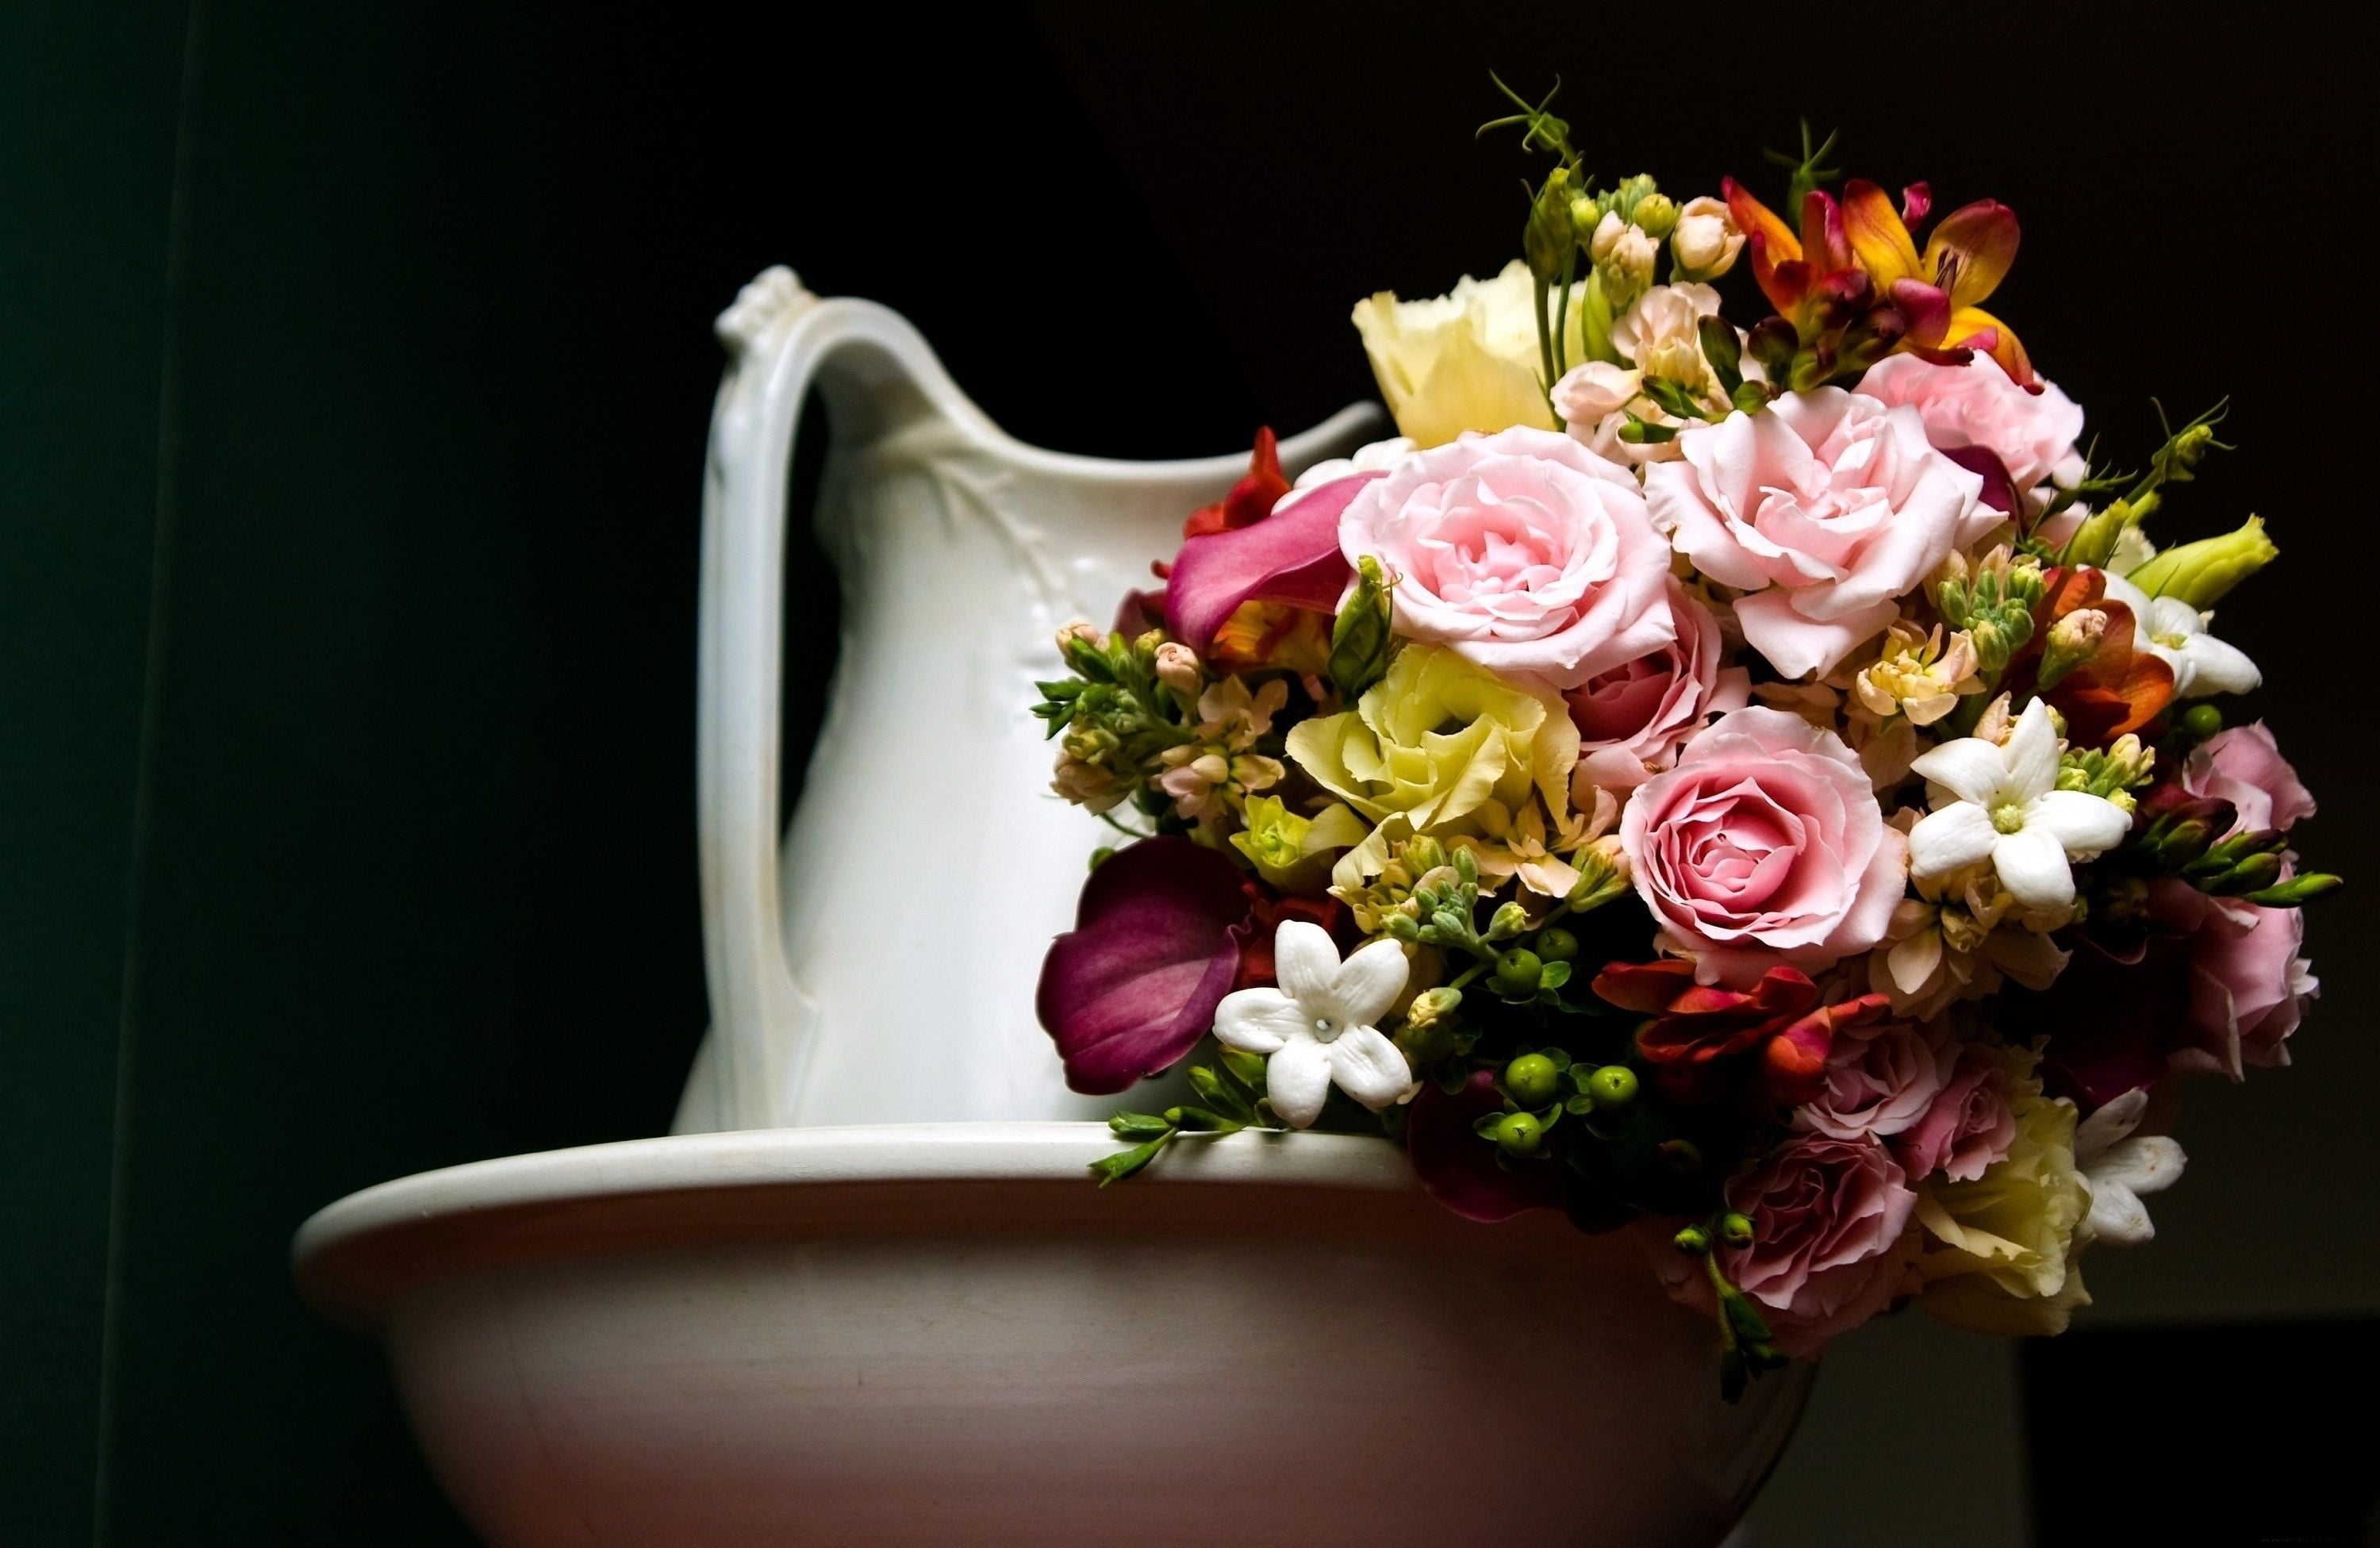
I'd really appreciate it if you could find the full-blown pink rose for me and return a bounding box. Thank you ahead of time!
[1796,1018,1948,1143]
[1645,390,1983,679]
[1564,579,1750,791]
[1896,1043,2017,1181]
[1620,706,1908,987]
[1657,1132,1920,1357]
[1856,353,2085,520]
[1337,426,1675,689]
[2163,724,2320,1076]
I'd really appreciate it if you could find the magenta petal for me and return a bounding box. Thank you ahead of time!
[1035,837,1252,1095]
[1162,474,1374,650]
[1941,444,2016,514]
[1407,1070,1562,1223]
[1887,277,1952,344]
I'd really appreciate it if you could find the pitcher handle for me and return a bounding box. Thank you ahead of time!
[698,269,949,1128]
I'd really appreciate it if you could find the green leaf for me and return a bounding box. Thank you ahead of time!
[1564,1093,1596,1116]
[1218,1047,1269,1091]
[1107,1112,1173,1140]
[1188,1066,1257,1123]
[1537,960,1572,990]
[1091,1137,1170,1186]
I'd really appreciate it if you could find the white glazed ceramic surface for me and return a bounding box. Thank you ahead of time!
[296,1124,1810,1548]
[295,276,1815,1546]
[679,267,1382,1131]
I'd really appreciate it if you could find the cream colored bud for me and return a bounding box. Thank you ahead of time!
[1669,196,1745,281]
[1589,209,1627,263]
[1550,360,1642,426]
[1153,642,1202,696]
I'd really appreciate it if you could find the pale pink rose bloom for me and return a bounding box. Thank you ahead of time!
[1645,390,1983,679]
[1895,1043,2017,1182]
[1855,352,2086,524]
[2182,723,2317,834]
[2157,724,2320,1075]
[1655,1133,1921,1357]
[1619,706,1908,987]
[1563,579,1751,791]
[1337,426,1676,689]
[1796,1018,1950,1142]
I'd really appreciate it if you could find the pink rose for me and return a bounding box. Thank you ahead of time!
[1855,352,2085,520]
[2182,897,2315,1076]
[1657,1133,1920,1356]
[1795,1018,1948,1143]
[1645,390,1983,678]
[1896,1043,2017,1181]
[1337,426,1675,689]
[2182,723,2317,835]
[1620,706,1908,987]
[1564,579,1751,791]
[2158,724,2320,1077]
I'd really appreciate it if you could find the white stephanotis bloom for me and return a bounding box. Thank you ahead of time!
[1906,700,2130,912]
[2098,570,2259,699]
[2074,1089,2185,1246]
[1212,921,1412,1128]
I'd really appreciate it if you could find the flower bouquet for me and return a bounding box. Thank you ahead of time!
[1030,88,2337,1400]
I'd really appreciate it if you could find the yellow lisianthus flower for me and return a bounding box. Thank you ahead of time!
[1914,1047,2094,1336]
[1351,261,1577,447]
[1230,796,1368,896]
[1286,645,1580,888]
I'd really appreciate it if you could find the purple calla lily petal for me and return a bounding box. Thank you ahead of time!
[1407,1069,1563,1223]
[1161,474,1376,651]
[1035,837,1252,1095]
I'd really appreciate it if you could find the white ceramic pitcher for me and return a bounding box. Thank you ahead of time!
[672,267,1381,1132]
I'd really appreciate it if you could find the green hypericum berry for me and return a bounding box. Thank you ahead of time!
[2181,704,2223,740]
[1088,847,1115,872]
[1493,948,1544,996]
[1503,1053,1560,1106]
[1492,1112,1543,1157]
[1587,1065,1638,1109]
[1534,926,1579,962]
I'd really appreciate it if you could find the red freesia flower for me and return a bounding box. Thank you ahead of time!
[1181,428,1292,539]
[1593,959,1890,1104]
[2007,567,2176,746]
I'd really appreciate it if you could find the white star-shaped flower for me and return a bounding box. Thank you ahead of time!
[2100,570,2259,699]
[1907,699,2131,912]
[1213,921,1413,1128]
[2075,1089,2186,1246]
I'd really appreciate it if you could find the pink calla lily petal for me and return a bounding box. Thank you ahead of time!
[1162,473,1374,651]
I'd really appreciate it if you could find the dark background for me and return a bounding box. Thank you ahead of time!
[2,3,2372,1543]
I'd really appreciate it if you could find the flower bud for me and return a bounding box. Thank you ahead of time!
[1524,167,1578,282]
[1719,1212,1756,1247]
[2125,516,2277,609]
[1630,192,1679,241]
[1589,208,1627,263]
[1595,223,1658,309]
[1153,641,1202,697]
[1565,837,1632,912]
[2037,608,2109,690]
[1670,195,1745,281]
[1672,1224,1712,1256]
[1328,555,1396,700]
[1405,985,1461,1031]
[1656,1138,1703,1173]
[1551,360,1643,427]
[1488,901,1530,940]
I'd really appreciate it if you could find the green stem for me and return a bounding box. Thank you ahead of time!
[1534,274,1557,406]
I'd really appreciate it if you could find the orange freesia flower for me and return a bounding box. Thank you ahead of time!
[2008,568,2175,744]
[1839,179,2033,386]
